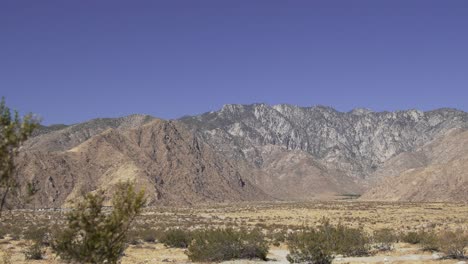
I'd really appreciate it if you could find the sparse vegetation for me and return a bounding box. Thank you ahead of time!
[23,241,45,260]
[52,181,145,264]
[438,230,468,259]
[286,218,370,263]
[373,228,397,251]
[287,228,334,264]
[160,229,192,248]
[0,201,466,263]
[186,228,268,262]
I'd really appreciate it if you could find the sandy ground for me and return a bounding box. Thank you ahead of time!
[0,239,465,264]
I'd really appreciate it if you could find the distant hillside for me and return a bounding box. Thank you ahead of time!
[11,118,268,208]
[9,104,468,208]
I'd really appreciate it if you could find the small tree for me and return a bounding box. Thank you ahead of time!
[0,97,38,216]
[52,182,145,264]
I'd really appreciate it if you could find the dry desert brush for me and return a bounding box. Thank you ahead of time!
[52,181,145,264]
[186,228,268,262]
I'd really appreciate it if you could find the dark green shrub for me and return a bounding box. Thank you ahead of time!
[420,231,439,252]
[330,223,370,256]
[287,229,334,264]
[286,218,370,263]
[373,228,397,251]
[186,228,268,262]
[401,231,423,244]
[401,230,439,251]
[52,182,145,264]
[160,229,192,248]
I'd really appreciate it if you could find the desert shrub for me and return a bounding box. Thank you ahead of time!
[22,226,49,260]
[286,218,370,263]
[401,230,439,251]
[23,242,45,260]
[373,228,397,251]
[270,230,287,245]
[160,229,192,248]
[287,228,334,264]
[127,228,162,244]
[186,228,268,262]
[419,231,439,252]
[330,223,370,256]
[401,231,422,244]
[438,230,468,259]
[23,226,49,245]
[52,182,145,264]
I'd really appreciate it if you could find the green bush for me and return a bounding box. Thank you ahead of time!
[186,228,268,262]
[400,230,439,251]
[52,182,145,264]
[373,228,397,251]
[287,229,334,264]
[401,231,422,244]
[330,223,370,256]
[286,218,370,263]
[160,229,192,248]
[420,231,439,252]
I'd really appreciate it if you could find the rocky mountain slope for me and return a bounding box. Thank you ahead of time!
[12,119,268,208]
[180,104,467,200]
[361,129,468,202]
[11,104,468,207]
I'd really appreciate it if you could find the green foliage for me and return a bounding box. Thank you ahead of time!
[320,219,370,257]
[373,228,397,251]
[286,218,370,263]
[52,181,146,264]
[400,230,439,251]
[160,229,192,248]
[186,228,268,262]
[0,97,39,215]
[438,230,468,259]
[419,231,439,252]
[287,229,334,264]
[401,231,422,244]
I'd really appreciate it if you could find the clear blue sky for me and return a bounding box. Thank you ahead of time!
[1,1,467,125]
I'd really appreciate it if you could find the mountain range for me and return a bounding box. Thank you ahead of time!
[10,104,468,208]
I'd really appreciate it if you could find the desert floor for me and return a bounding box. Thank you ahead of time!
[1,200,467,263]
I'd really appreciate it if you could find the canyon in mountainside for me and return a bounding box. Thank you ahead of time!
[9,104,468,208]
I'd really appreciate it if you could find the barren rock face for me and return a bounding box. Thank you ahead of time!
[180,104,467,179]
[361,129,468,202]
[10,104,468,208]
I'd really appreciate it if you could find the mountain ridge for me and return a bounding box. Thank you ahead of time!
[10,103,468,207]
